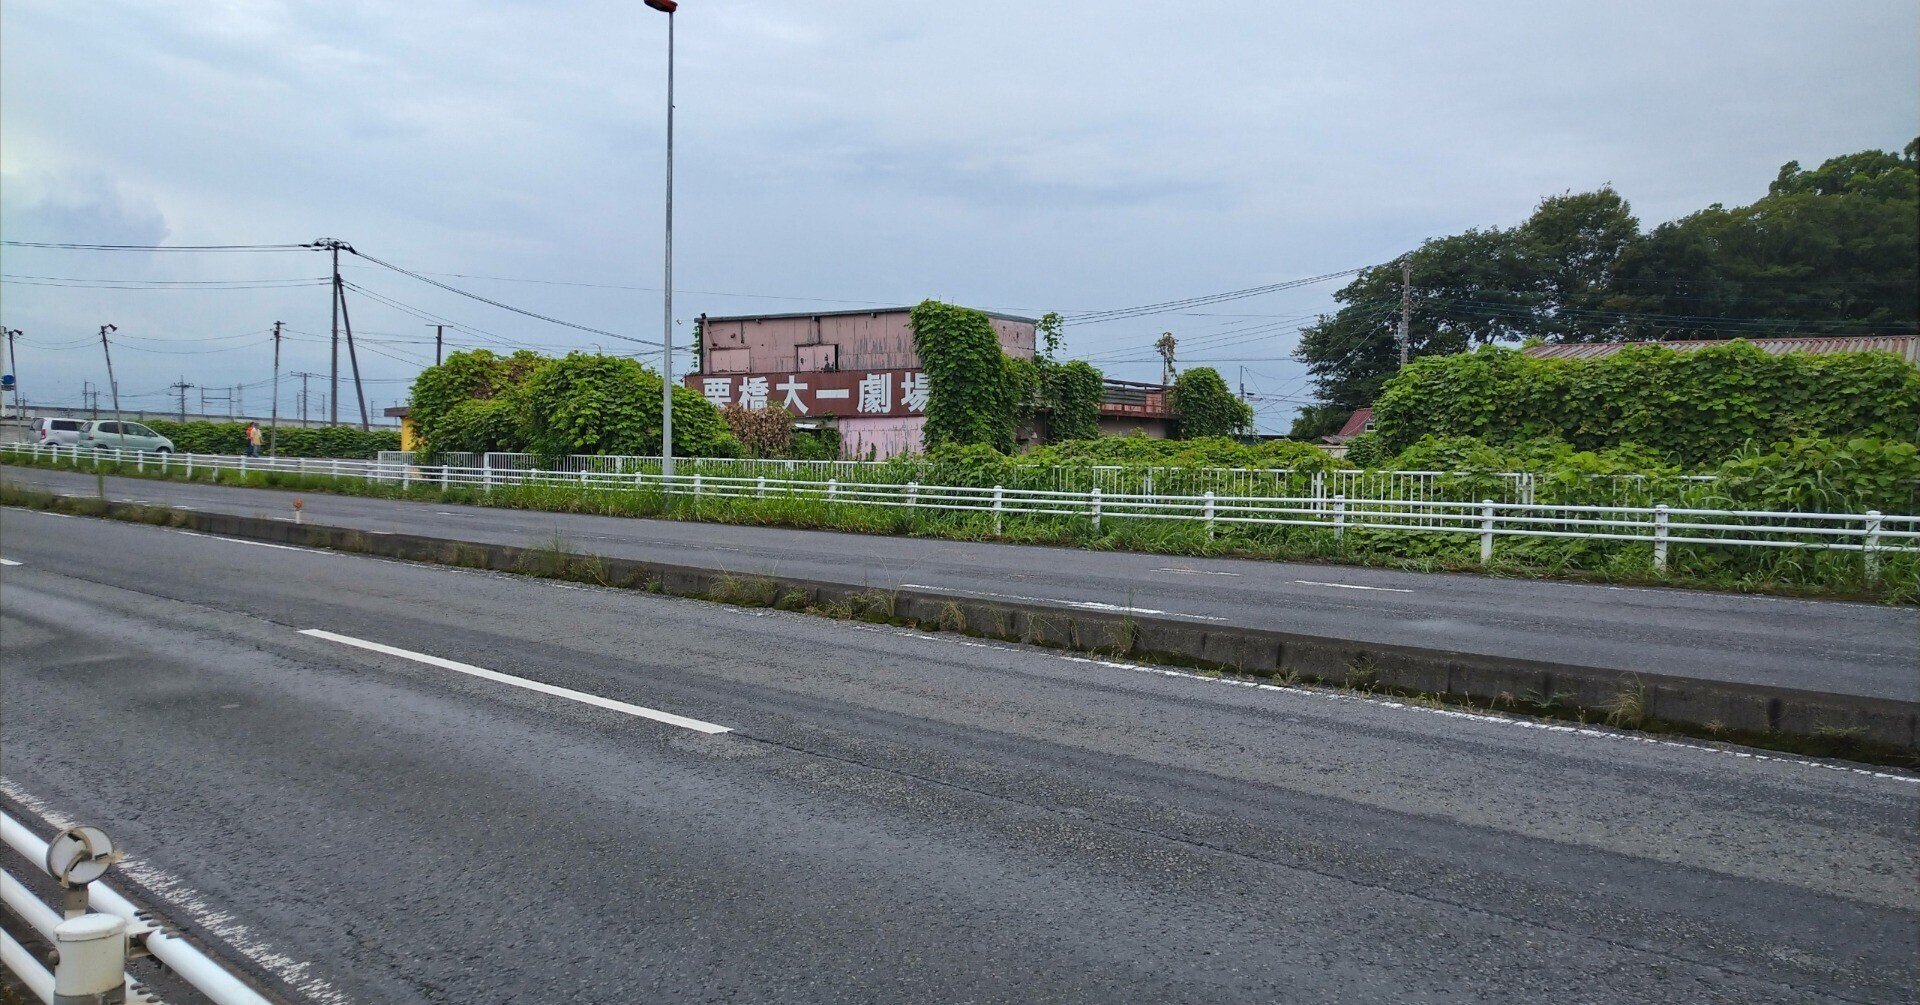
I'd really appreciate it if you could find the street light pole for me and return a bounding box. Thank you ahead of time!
[646,0,678,481]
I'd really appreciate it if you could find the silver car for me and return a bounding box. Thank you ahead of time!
[78,420,175,454]
[32,417,86,446]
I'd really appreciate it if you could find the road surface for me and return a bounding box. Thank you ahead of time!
[1,506,1915,1003]
[4,465,1916,703]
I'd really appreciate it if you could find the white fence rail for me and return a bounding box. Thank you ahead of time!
[2,810,270,1005]
[372,450,1736,508]
[8,442,1917,575]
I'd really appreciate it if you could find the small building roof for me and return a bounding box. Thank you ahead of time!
[701,306,1039,325]
[1335,407,1373,438]
[1521,335,1918,365]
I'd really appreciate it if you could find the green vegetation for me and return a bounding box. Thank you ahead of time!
[911,300,1015,451]
[1293,139,1919,430]
[146,420,400,458]
[9,439,1912,602]
[1370,341,1920,464]
[406,348,739,462]
[1169,367,1253,439]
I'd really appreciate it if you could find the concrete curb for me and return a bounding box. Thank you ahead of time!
[22,494,1920,752]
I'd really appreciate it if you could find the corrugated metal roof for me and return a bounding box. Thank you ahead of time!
[702,306,1040,325]
[1521,335,1919,365]
[1336,407,1374,438]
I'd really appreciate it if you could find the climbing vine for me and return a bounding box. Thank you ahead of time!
[910,300,1014,451]
[1371,342,1920,465]
[1170,367,1252,439]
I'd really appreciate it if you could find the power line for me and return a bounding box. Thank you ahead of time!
[1064,266,1375,325]
[1,241,307,252]
[346,248,643,344]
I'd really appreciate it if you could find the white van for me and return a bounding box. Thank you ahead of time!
[32,417,86,446]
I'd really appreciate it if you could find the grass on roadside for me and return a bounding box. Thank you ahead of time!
[4,451,1914,603]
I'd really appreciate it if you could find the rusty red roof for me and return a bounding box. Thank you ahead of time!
[1521,335,1918,365]
[1329,407,1373,440]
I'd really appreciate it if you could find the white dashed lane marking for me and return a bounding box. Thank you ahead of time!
[1294,580,1414,593]
[300,629,732,735]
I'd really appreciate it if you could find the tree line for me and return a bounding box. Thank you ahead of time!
[1290,139,1920,439]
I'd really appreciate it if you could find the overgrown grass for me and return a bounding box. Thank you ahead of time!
[4,452,1914,602]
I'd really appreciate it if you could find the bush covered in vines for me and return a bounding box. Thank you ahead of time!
[910,300,1014,451]
[146,420,400,458]
[1372,342,1920,465]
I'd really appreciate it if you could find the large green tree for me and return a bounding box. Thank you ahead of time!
[1171,367,1254,439]
[1293,140,1919,425]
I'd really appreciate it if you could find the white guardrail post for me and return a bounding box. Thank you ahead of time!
[2,811,268,1005]
[1480,499,1496,565]
[1203,490,1216,539]
[906,481,918,511]
[757,475,767,500]
[1653,504,1670,571]
[1864,510,1882,583]
[1332,493,1345,540]
[993,485,1005,534]
[1089,486,1101,533]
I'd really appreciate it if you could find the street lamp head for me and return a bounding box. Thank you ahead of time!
[644,0,677,12]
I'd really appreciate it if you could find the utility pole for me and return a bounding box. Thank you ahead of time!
[646,0,679,478]
[429,324,444,365]
[3,327,19,418]
[1397,256,1412,369]
[270,321,283,454]
[337,282,369,430]
[305,238,354,425]
[294,372,315,425]
[169,378,194,422]
[99,324,124,447]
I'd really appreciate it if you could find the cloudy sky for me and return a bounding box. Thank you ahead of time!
[3,1,1915,429]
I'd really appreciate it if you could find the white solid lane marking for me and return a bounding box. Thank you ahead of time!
[299,629,731,735]
[1295,580,1414,594]
[897,584,1228,621]
[1157,567,1241,577]
[174,530,332,555]
[0,558,20,566]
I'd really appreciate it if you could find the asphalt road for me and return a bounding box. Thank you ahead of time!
[5,465,1916,703]
[3,506,1917,1003]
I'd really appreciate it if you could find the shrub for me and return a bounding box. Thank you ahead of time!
[520,352,738,462]
[145,420,400,458]
[437,398,525,455]
[1170,367,1253,439]
[408,349,543,460]
[723,403,794,457]
[1372,342,1920,465]
[1044,360,1104,441]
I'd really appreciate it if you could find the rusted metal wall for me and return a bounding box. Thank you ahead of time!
[700,309,1035,375]
[839,415,927,460]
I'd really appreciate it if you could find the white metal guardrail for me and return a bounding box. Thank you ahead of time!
[1,810,269,1005]
[376,450,1732,506]
[7,442,1916,574]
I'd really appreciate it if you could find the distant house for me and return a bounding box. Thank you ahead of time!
[1321,407,1373,447]
[1520,335,1919,365]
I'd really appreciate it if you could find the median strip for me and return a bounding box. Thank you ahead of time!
[6,488,1914,760]
[299,629,732,735]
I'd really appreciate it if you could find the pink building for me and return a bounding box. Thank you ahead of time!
[688,306,1176,457]
[689,306,1034,459]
